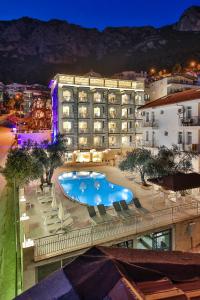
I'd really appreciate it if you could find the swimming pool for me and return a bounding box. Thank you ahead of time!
[58,171,134,206]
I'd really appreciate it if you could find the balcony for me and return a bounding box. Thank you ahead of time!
[180,116,200,126]
[63,128,73,134]
[142,120,159,128]
[79,128,89,134]
[78,113,89,118]
[179,143,200,153]
[142,140,159,148]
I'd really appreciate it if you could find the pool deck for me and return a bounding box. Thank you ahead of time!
[24,165,183,240]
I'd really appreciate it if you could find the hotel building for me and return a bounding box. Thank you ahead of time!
[50,74,145,162]
[138,88,200,172]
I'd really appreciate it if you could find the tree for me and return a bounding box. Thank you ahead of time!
[119,148,157,185]
[155,145,197,175]
[1,147,42,187]
[31,134,67,188]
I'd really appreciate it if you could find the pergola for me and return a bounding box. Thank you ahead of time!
[148,172,200,205]
[148,172,200,192]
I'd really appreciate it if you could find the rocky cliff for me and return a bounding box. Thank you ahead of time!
[0,6,200,84]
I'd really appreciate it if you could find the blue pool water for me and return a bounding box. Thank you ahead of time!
[58,171,134,206]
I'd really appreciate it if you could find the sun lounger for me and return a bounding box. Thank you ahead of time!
[97,204,106,216]
[87,206,97,218]
[113,201,122,213]
[134,197,149,214]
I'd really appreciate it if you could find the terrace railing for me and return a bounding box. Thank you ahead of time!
[34,200,200,261]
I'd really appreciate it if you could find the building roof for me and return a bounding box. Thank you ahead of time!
[16,246,200,300]
[148,172,200,191]
[138,88,200,110]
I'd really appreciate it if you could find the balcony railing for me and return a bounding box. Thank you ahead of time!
[142,120,159,128]
[34,201,200,261]
[178,143,200,153]
[79,128,89,134]
[142,140,159,148]
[180,116,200,126]
[78,113,89,118]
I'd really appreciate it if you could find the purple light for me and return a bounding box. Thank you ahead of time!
[51,83,59,142]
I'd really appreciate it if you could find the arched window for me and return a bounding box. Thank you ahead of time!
[122,94,130,104]
[78,91,87,102]
[108,93,116,103]
[63,90,71,101]
[94,92,101,102]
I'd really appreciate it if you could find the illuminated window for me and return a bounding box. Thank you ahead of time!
[79,106,88,118]
[109,107,117,118]
[94,136,101,146]
[122,136,129,144]
[122,108,128,118]
[93,92,102,102]
[108,93,116,103]
[79,121,88,133]
[63,90,71,101]
[109,136,116,146]
[63,121,71,133]
[94,107,101,117]
[109,122,116,132]
[78,91,87,102]
[94,121,102,131]
[63,105,70,117]
[79,137,87,145]
[122,94,130,104]
[66,137,72,145]
[122,122,128,131]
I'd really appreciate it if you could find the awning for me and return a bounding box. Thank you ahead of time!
[148,172,200,191]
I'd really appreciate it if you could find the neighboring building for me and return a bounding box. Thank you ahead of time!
[138,88,200,172]
[50,74,145,162]
[146,74,200,102]
[16,246,200,300]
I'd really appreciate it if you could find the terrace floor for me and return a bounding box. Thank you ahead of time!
[24,164,199,242]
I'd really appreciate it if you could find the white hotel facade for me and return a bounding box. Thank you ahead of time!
[50,74,145,162]
[138,89,200,172]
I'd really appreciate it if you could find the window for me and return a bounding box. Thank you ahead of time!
[79,106,88,118]
[78,91,87,102]
[151,112,155,122]
[187,132,192,145]
[63,121,71,133]
[79,137,87,145]
[63,90,71,101]
[122,108,128,118]
[178,132,183,144]
[152,229,172,251]
[164,131,168,136]
[94,136,101,146]
[145,131,149,141]
[94,107,101,117]
[109,107,117,118]
[109,136,116,146]
[94,121,102,131]
[108,93,116,103]
[146,112,149,122]
[63,105,70,117]
[160,110,164,114]
[109,122,117,132]
[186,106,192,119]
[79,121,88,133]
[93,92,101,102]
[122,94,130,104]
[122,122,127,131]
[122,136,129,144]
[66,137,72,146]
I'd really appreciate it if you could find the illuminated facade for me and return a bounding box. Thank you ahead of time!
[50,74,145,154]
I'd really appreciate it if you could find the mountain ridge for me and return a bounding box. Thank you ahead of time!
[0,6,199,84]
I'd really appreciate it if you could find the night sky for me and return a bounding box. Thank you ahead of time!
[0,0,200,29]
